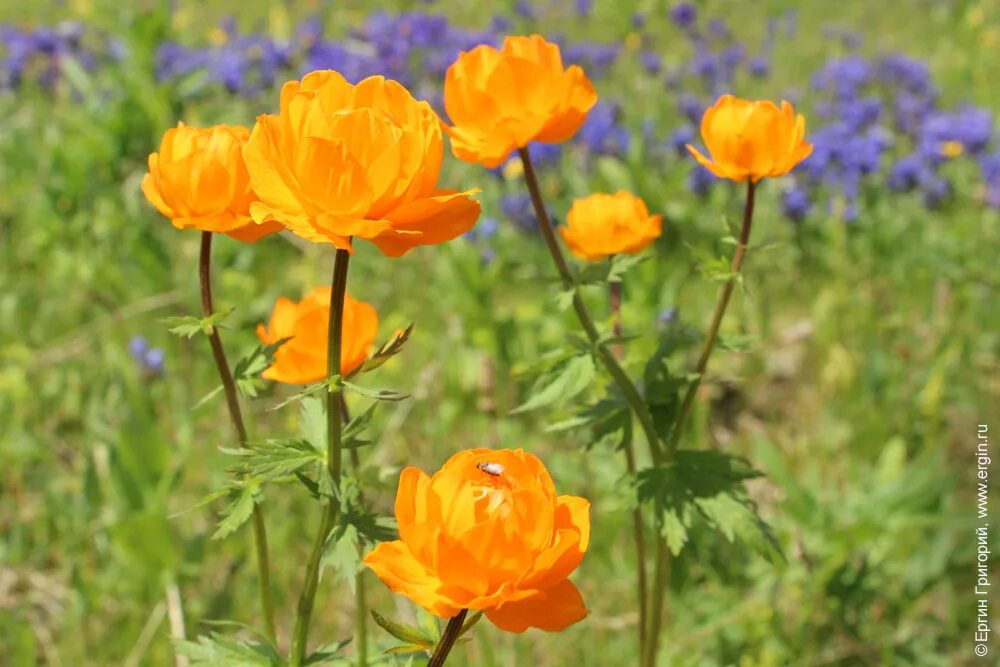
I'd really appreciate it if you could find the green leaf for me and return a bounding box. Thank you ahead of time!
[212,483,260,541]
[458,611,484,638]
[232,337,291,399]
[511,353,596,414]
[576,253,648,286]
[546,397,630,450]
[267,379,334,412]
[685,243,736,282]
[173,632,279,666]
[192,384,225,410]
[343,402,378,448]
[635,450,782,560]
[716,333,756,352]
[356,323,414,375]
[304,640,352,665]
[322,524,360,595]
[161,307,235,338]
[299,396,326,451]
[370,609,436,648]
[238,438,323,482]
[341,380,409,402]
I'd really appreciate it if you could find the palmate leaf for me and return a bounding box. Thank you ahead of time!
[577,252,650,286]
[546,396,631,450]
[236,438,323,482]
[635,450,782,560]
[211,482,261,541]
[303,639,352,665]
[232,337,290,399]
[511,352,596,414]
[342,380,409,402]
[173,631,279,666]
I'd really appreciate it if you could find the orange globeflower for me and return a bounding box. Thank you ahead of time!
[256,287,378,385]
[364,448,590,633]
[686,94,813,182]
[443,35,598,168]
[142,123,282,242]
[243,71,481,257]
[560,191,662,261]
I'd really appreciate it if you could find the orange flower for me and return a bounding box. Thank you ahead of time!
[243,71,481,257]
[560,191,662,261]
[443,35,598,168]
[256,287,378,385]
[686,94,813,182]
[364,448,590,633]
[142,123,282,242]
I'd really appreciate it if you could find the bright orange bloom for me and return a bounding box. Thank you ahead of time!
[686,94,813,182]
[364,448,590,633]
[560,191,662,261]
[256,287,378,385]
[243,71,481,257]
[443,35,598,168]
[142,123,282,242]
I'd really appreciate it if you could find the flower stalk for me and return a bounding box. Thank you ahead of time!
[198,231,276,642]
[666,179,757,455]
[646,179,759,667]
[427,610,469,667]
[288,247,352,667]
[518,146,664,466]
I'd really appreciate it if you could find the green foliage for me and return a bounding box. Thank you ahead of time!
[174,631,280,666]
[162,307,235,338]
[211,482,261,540]
[511,352,596,414]
[356,323,414,375]
[635,450,781,560]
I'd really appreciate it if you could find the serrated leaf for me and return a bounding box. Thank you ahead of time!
[554,287,576,311]
[192,384,225,410]
[685,242,736,282]
[212,484,259,540]
[357,323,414,375]
[322,524,360,595]
[238,438,323,481]
[299,396,326,451]
[173,632,278,666]
[511,353,596,414]
[370,609,436,648]
[162,307,235,338]
[168,485,233,519]
[341,380,409,402]
[233,337,290,399]
[635,450,781,560]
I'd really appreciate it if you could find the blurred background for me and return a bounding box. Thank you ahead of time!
[1,0,997,665]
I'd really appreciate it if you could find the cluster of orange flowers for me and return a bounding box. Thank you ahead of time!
[143,33,811,637]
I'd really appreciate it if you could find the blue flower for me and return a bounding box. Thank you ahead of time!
[668,3,697,29]
[746,55,770,78]
[640,51,661,75]
[688,165,715,197]
[668,126,695,157]
[781,187,812,222]
[887,154,925,192]
[578,101,630,156]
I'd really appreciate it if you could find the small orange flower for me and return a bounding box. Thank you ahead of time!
[244,71,481,257]
[256,287,378,385]
[142,123,282,242]
[443,35,598,168]
[686,94,813,182]
[560,191,662,261]
[364,448,590,633]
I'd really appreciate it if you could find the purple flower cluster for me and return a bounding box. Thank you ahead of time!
[786,47,996,221]
[0,21,123,91]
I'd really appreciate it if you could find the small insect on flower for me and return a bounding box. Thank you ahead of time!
[477,461,505,476]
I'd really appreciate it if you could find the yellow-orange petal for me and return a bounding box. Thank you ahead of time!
[363,541,461,618]
[371,189,482,257]
[485,579,588,633]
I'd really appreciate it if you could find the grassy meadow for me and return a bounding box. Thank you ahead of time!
[1,0,998,665]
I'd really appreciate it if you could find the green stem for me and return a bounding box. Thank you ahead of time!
[341,398,368,667]
[518,146,664,466]
[643,535,669,667]
[666,180,757,456]
[645,180,758,666]
[610,278,648,657]
[426,610,469,667]
[288,247,352,667]
[198,231,276,642]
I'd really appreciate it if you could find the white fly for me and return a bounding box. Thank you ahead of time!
[476,461,504,476]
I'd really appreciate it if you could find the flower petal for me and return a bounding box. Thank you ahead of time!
[485,579,588,633]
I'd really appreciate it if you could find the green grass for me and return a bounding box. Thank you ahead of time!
[1,0,998,665]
